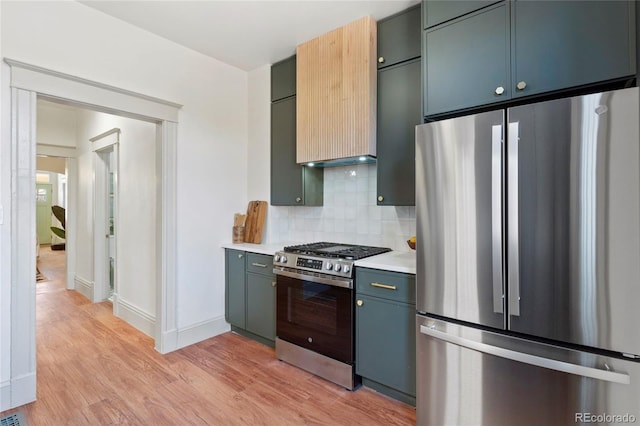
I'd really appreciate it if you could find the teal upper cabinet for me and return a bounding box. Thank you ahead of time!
[377,5,422,206]
[511,1,636,98]
[271,56,296,101]
[270,56,323,206]
[423,0,637,117]
[377,59,421,206]
[424,2,510,116]
[423,0,499,29]
[378,4,422,68]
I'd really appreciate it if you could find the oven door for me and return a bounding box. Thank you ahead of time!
[276,272,354,364]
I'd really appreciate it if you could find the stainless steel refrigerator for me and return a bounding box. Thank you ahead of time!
[416,87,640,425]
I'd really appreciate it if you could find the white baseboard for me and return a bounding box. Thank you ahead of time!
[0,373,36,411]
[155,329,178,354]
[74,275,93,301]
[175,316,230,351]
[66,269,75,290]
[115,297,156,338]
[0,380,10,412]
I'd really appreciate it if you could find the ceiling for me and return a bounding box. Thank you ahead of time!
[80,1,420,71]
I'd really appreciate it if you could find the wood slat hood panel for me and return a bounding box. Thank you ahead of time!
[296,16,377,164]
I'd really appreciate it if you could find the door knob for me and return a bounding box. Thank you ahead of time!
[356,300,363,307]
[516,81,527,91]
[495,86,505,95]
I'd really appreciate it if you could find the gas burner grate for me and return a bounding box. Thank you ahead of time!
[283,242,391,260]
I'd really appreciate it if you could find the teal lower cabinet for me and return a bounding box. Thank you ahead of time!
[225,249,276,347]
[225,249,246,328]
[246,272,276,341]
[355,267,416,405]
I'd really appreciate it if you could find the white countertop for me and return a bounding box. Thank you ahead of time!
[221,243,417,274]
[354,250,416,275]
[220,242,285,256]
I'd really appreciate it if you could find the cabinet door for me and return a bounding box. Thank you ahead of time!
[225,250,246,328]
[271,97,323,206]
[271,97,303,205]
[378,5,421,69]
[423,0,500,29]
[271,55,296,101]
[512,1,635,98]
[356,295,416,397]
[377,59,421,206]
[424,3,510,116]
[246,272,276,341]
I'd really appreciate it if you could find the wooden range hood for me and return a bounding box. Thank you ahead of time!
[296,16,377,166]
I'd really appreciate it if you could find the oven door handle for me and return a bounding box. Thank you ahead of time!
[274,268,353,289]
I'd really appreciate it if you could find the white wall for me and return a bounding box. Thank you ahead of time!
[74,109,157,325]
[37,101,77,148]
[0,1,248,410]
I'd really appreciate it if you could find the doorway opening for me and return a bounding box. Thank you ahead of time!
[6,59,180,408]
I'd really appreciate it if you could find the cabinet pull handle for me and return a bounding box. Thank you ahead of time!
[516,81,527,91]
[378,56,385,64]
[357,300,363,306]
[238,254,244,259]
[370,282,397,291]
[272,281,277,287]
[495,86,505,95]
[295,197,302,203]
[377,195,384,202]
[252,262,268,268]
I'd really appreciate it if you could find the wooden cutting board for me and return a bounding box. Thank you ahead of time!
[244,201,267,244]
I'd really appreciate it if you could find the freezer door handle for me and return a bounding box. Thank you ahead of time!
[507,122,521,316]
[491,125,504,314]
[420,325,630,384]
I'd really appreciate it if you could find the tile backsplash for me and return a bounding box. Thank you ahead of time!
[266,164,416,251]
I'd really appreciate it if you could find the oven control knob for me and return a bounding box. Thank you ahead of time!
[343,265,350,273]
[326,263,333,270]
[274,255,280,262]
[281,256,288,263]
[334,264,341,272]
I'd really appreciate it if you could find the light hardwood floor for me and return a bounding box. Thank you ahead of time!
[1,247,416,425]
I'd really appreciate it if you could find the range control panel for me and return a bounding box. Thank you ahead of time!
[296,257,323,270]
[273,251,353,277]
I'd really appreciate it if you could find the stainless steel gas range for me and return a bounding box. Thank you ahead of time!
[273,242,391,390]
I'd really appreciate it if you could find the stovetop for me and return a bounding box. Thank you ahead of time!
[283,242,391,260]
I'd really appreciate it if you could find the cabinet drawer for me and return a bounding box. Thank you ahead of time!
[356,268,416,304]
[246,253,274,276]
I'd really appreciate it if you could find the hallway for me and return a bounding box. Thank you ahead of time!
[1,247,415,425]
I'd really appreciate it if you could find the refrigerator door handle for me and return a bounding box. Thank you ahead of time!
[420,325,630,385]
[491,125,503,314]
[507,122,521,316]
